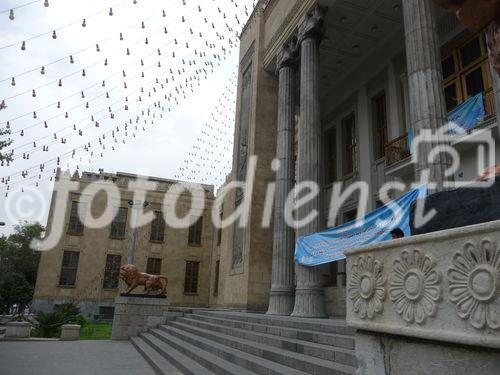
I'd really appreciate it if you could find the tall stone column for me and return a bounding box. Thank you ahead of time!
[267,43,298,316]
[402,0,450,191]
[291,5,328,318]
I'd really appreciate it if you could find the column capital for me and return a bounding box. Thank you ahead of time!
[276,41,298,73]
[297,4,327,45]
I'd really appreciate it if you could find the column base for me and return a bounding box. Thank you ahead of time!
[266,288,295,316]
[291,286,328,318]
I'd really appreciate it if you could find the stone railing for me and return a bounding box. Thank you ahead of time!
[346,219,500,350]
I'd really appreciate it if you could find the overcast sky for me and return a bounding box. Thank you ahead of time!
[0,0,252,235]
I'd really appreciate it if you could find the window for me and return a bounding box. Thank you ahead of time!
[59,251,79,286]
[342,113,357,175]
[325,127,337,184]
[184,261,200,294]
[343,209,357,224]
[216,210,223,246]
[188,216,203,245]
[99,306,115,320]
[213,260,220,296]
[372,92,388,159]
[110,207,127,239]
[150,211,166,242]
[103,254,121,289]
[442,33,494,117]
[67,201,86,235]
[146,258,162,275]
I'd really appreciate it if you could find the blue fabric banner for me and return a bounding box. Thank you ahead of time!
[295,185,428,266]
[447,93,485,133]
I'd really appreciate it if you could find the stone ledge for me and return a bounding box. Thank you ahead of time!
[346,219,500,350]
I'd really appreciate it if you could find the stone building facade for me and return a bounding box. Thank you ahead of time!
[33,170,215,320]
[209,0,500,318]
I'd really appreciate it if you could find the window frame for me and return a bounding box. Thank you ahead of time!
[441,32,493,115]
[149,211,166,243]
[67,201,86,236]
[341,113,357,176]
[103,254,121,289]
[184,261,200,294]
[59,250,80,287]
[109,207,128,239]
[146,257,162,275]
[371,91,388,160]
[188,216,203,246]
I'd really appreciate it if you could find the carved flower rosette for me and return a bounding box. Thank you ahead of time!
[348,255,386,319]
[389,250,442,324]
[448,240,500,330]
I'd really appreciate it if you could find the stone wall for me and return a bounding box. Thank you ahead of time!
[324,286,346,317]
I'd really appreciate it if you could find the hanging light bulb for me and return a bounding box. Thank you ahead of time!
[81,91,85,98]
[158,61,161,68]
[122,70,126,77]
[57,101,61,108]
[11,77,15,86]
[21,41,26,50]
[52,30,57,39]
[21,130,24,136]
[104,58,108,66]
[32,89,36,97]
[133,0,137,4]
[106,92,109,98]
[96,44,100,52]
[82,69,86,76]
[145,37,148,44]
[140,59,144,66]
[40,66,45,74]
[86,102,89,108]
[157,49,161,56]
[9,9,14,20]
[126,48,130,55]
[141,21,145,28]
[102,80,106,87]
[82,18,86,27]
[58,79,62,87]
[109,8,113,16]
[44,0,49,7]
[162,9,166,17]
[33,111,36,118]
[119,32,123,41]
[65,112,68,118]
[164,27,167,34]
[44,121,48,128]
[69,55,74,63]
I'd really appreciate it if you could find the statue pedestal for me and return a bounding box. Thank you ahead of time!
[111,295,170,340]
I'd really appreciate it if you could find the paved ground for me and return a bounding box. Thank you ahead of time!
[0,340,156,375]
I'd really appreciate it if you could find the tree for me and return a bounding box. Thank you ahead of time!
[0,222,45,314]
[0,272,33,314]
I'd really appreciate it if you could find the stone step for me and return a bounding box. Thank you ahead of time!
[176,316,355,367]
[138,332,217,375]
[187,312,355,350]
[196,310,355,336]
[154,325,308,375]
[161,322,355,375]
[130,336,183,375]
[147,328,258,375]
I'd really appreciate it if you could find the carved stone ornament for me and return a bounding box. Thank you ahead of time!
[276,41,298,73]
[348,255,386,319]
[448,239,500,330]
[390,250,442,324]
[297,4,327,44]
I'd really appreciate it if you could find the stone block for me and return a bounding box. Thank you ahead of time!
[5,321,31,338]
[60,324,80,341]
[111,295,170,340]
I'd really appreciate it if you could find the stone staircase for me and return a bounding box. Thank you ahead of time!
[131,309,357,375]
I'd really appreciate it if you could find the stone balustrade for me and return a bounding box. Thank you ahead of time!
[346,219,500,374]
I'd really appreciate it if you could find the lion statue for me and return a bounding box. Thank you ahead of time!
[119,264,168,295]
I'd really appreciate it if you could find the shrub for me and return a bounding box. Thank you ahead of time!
[34,302,87,338]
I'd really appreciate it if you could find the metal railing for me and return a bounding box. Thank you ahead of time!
[385,133,411,167]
